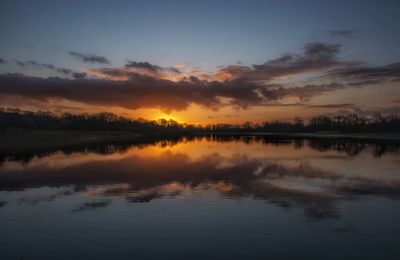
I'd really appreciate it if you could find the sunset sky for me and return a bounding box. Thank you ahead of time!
[0,0,399,125]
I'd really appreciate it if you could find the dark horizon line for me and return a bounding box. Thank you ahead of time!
[1,106,399,125]
[1,106,400,134]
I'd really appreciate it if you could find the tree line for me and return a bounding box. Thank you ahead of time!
[0,107,399,133]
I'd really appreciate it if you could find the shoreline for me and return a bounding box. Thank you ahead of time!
[1,129,400,153]
[204,132,400,141]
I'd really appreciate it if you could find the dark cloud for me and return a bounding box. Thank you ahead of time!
[256,42,342,74]
[0,73,344,111]
[89,62,180,81]
[258,42,341,72]
[72,72,87,79]
[168,66,181,74]
[15,60,86,79]
[0,73,232,111]
[329,62,400,86]
[2,42,382,111]
[69,51,110,64]
[125,61,180,74]
[125,61,161,72]
[214,65,252,80]
[307,103,356,109]
[89,67,130,78]
[217,42,345,81]
[260,83,345,101]
[0,57,5,64]
[328,29,359,38]
[303,42,341,60]
[15,60,41,69]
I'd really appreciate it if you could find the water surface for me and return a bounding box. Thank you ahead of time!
[1,135,400,259]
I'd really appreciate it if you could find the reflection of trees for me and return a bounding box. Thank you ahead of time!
[214,134,400,157]
[307,139,367,156]
[307,138,399,157]
[294,139,304,150]
[0,135,202,165]
[1,134,399,166]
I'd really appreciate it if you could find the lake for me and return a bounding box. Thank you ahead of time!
[1,135,400,260]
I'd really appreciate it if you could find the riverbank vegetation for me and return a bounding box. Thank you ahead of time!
[1,107,399,133]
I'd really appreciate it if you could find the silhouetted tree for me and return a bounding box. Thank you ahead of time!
[1,107,399,133]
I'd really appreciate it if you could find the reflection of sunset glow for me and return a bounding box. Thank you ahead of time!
[2,137,400,226]
[5,137,397,183]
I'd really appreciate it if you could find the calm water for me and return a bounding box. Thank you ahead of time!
[1,135,400,260]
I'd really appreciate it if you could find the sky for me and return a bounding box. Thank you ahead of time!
[0,0,399,124]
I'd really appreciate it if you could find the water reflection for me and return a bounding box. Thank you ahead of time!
[72,200,112,212]
[1,135,400,259]
[1,135,399,166]
[1,135,400,221]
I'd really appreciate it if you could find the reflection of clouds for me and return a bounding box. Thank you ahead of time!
[331,223,358,233]
[72,199,111,212]
[1,137,400,220]
[126,188,181,203]
[335,178,400,199]
[1,153,399,220]
[84,183,183,203]
[17,188,73,205]
[0,201,6,207]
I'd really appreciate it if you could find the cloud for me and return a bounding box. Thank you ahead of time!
[15,60,86,79]
[125,61,162,72]
[15,60,42,69]
[329,62,400,86]
[3,42,386,111]
[328,29,359,38]
[69,51,110,64]
[125,61,181,77]
[0,73,258,111]
[307,103,356,109]
[88,61,181,81]
[0,57,5,64]
[259,83,345,101]
[214,42,345,82]
[86,67,132,80]
[213,65,252,81]
[0,73,348,111]
[253,42,342,74]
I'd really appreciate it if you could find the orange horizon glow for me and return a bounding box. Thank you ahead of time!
[1,82,398,126]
